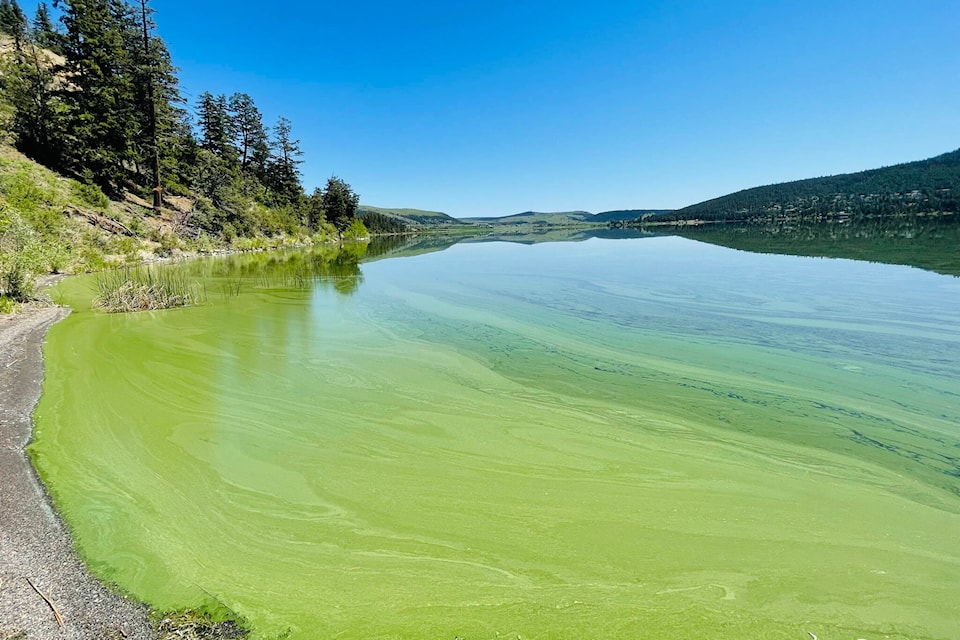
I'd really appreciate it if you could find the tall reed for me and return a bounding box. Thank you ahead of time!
[94,267,205,313]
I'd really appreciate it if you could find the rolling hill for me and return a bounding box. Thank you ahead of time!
[468,211,595,225]
[649,149,960,222]
[357,205,462,226]
[469,210,675,226]
[592,209,673,223]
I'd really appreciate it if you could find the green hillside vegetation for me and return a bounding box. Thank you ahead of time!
[356,205,466,234]
[0,1,368,308]
[358,205,460,225]
[648,149,960,222]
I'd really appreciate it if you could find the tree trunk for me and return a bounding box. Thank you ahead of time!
[140,0,162,213]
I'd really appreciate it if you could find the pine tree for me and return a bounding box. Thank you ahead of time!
[266,116,303,205]
[321,176,360,236]
[228,92,268,174]
[0,0,27,46]
[5,35,66,167]
[56,0,140,190]
[129,0,162,209]
[197,92,237,161]
[32,2,58,50]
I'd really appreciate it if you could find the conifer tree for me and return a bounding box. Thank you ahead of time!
[0,0,27,47]
[266,116,303,205]
[228,92,268,174]
[5,35,65,167]
[32,2,57,50]
[56,0,139,190]
[321,176,360,236]
[197,92,237,162]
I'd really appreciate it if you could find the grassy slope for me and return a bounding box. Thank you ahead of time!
[0,144,328,307]
[0,146,152,288]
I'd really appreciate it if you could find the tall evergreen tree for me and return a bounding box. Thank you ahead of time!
[197,92,236,161]
[321,176,360,236]
[56,0,139,190]
[129,0,161,209]
[5,36,66,167]
[0,0,27,46]
[265,116,302,205]
[31,2,57,50]
[228,92,268,174]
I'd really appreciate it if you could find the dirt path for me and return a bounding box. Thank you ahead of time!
[0,306,154,640]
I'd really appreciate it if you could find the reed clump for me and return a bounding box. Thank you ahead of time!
[94,267,204,313]
[155,610,249,640]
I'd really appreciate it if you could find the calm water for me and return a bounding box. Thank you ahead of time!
[34,236,960,639]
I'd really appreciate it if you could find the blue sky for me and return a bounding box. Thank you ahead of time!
[24,0,960,216]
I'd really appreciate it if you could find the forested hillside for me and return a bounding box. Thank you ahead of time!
[650,149,960,222]
[357,205,463,234]
[0,0,366,304]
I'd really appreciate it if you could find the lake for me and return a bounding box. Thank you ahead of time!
[33,231,960,639]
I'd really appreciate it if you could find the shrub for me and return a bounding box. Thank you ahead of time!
[2,259,36,301]
[342,218,369,240]
[156,233,180,258]
[0,295,17,314]
[78,245,106,272]
[70,180,110,210]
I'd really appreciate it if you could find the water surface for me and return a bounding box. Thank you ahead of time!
[34,237,960,639]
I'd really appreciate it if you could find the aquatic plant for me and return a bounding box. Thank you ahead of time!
[155,609,249,640]
[94,267,204,313]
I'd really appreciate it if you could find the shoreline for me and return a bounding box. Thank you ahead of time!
[0,304,154,640]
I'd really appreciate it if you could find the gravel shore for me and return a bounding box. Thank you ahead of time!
[0,305,154,640]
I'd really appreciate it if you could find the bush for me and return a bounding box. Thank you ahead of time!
[0,211,44,300]
[0,295,17,314]
[342,218,369,240]
[2,258,37,301]
[78,245,107,272]
[70,180,110,210]
[156,233,180,258]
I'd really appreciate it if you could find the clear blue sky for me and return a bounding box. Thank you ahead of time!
[24,0,960,217]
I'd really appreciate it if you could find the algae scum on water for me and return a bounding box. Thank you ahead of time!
[32,237,960,639]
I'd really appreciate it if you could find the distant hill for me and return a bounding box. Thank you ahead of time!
[469,211,596,226]
[357,207,676,230]
[650,149,960,222]
[357,205,470,233]
[469,210,674,226]
[593,209,673,223]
